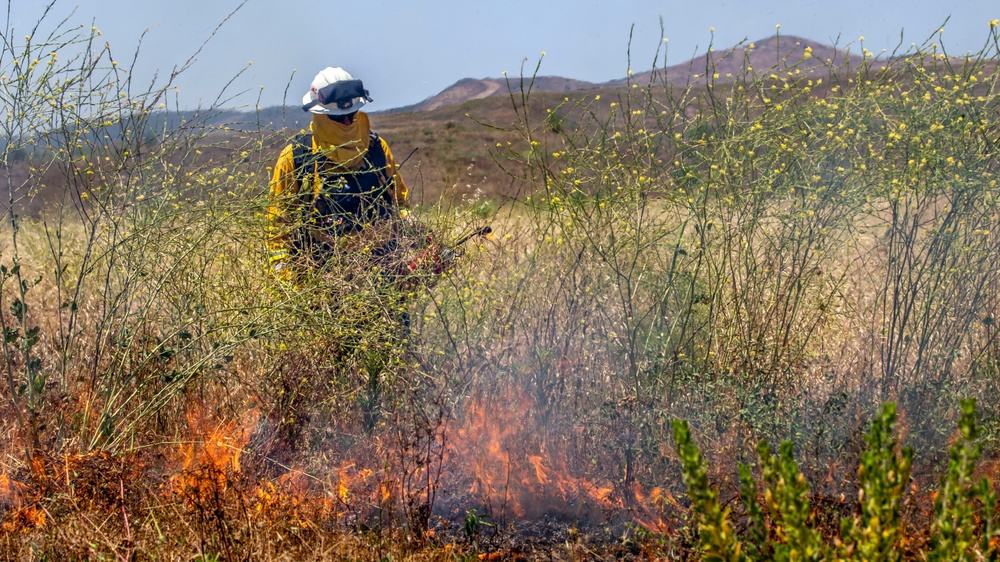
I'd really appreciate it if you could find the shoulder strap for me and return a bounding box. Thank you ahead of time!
[291,132,314,191]
[367,132,388,181]
[292,130,389,201]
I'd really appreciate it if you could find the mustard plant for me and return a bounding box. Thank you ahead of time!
[837,402,913,561]
[928,398,997,561]
[738,463,768,561]
[672,418,745,562]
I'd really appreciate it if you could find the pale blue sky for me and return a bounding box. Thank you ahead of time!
[7,0,999,111]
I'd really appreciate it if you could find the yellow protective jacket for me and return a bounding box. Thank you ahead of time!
[267,112,409,268]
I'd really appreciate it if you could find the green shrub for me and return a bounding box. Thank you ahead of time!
[928,398,998,561]
[838,402,913,561]
[757,440,826,561]
[673,418,745,561]
[675,400,994,561]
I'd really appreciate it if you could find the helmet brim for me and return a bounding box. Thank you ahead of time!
[302,93,369,115]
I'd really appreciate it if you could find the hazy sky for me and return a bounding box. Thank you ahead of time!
[7,0,999,111]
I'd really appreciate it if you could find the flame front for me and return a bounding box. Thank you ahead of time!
[170,406,257,504]
[446,392,617,521]
[0,463,44,533]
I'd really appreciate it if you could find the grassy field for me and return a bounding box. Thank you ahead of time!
[3,14,1000,561]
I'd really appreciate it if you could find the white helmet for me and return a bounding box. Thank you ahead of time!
[301,67,372,115]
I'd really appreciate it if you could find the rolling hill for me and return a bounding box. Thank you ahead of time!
[243,34,870,131]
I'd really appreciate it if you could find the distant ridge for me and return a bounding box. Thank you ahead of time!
[170,35,877,131]
[614,34,871,87]
[391,35,870,115]
[389,76,599,113]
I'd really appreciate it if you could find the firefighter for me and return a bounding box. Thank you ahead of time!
[267,66,411,281]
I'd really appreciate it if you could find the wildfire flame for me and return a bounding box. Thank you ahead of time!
[0,464,44,533]
[152,396,679,536]
[446,392,616,521]
[630,484,679,535]
[170,406,258,504]
[1,504,45,533]
[0,471,24,506]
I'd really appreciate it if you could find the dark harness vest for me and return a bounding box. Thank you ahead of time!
[290,131,394,259]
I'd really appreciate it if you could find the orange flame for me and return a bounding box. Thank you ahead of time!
[444,392,682,533]
[629,484,678,535]
[447,392,618,520]
[0,465,42,533]
[253,472,337,529]
[170,406,258,504]
[1,505,45,533]
[0,471,21,506]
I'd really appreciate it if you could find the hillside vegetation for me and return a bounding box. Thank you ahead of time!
[3,11,1000,560]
